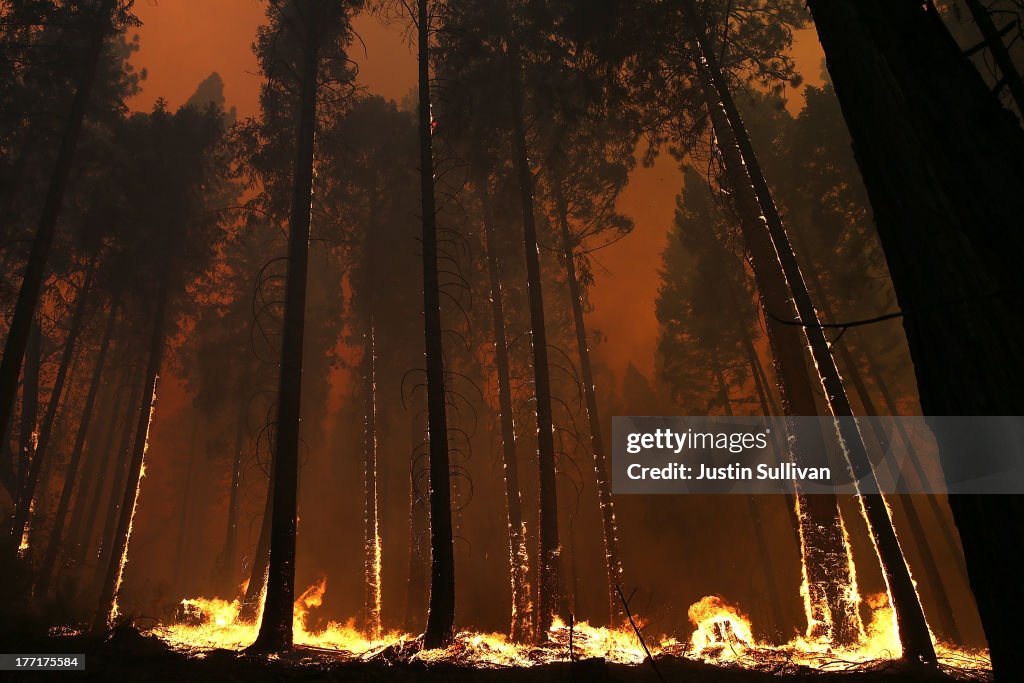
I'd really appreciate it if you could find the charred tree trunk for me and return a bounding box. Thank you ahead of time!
[214,397,248,596]
[86,367,143,602]
[403,409,429,634]
[92,284,169,634]
[239,468,272,623]
[0,1,113,455]
[688,10,936,661]
[477,180,531,641]
[963,0,1024,114]
[552,184,623,626]
[789,224,962,643]
[714,368,788,640]
[14,322,41,502]
[698,74,862,646]
[67,361,129,573]
[864,358,970,584]
[505,43,561,644]
[362,320,382,638]
[249,13,321,651]
[9,266,94,555]
[172,418,201,590]
[805,3,1024,673]
[417,0,456,650]
[37,301,118,596]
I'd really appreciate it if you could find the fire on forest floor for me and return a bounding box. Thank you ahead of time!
[152,579,991,680]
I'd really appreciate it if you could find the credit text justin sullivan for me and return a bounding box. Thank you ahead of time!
[626,462,831,481]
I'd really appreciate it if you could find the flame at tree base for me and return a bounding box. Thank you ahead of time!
[156,580,991,677]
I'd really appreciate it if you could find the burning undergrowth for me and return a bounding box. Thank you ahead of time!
[151,579,992,680]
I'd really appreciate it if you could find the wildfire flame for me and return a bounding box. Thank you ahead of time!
[157,580,991,676]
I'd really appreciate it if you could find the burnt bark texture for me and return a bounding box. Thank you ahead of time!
[477,180,530,642]
[553,184,623,627]
[417,0,456,650]
[92,284,168,634]
[250,10,321,652]
[806,0,1024,676]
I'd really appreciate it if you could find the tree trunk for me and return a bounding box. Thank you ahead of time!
[213,396,248,596]
[239,468,272,623]
[37,301,118,596]
[417,0,456,650]
[86,367,143,603]
[14,322,42,502]
[698,74,862,646]
[0,2,112,456]
[477,180,531,641]
[92,284,169,634]
[788,222,962,643]
[864,358,970,585]
[505,41,561,644]
[688,10,936,660]
[172,418,201,591]
[67,361,129,574]
[362,319,382,638]
[249,14,321,652]
[963,0,1024,114]
[806,2,1024,674]
[552,184,623,626]
[9,266,94,556]
[714,367,788,640]
[403,409,429,634]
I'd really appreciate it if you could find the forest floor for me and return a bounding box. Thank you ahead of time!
[0,626,991,682]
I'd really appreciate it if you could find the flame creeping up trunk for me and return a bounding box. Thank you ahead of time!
[362,320,382,639]
[696,69,862,647]
[685,0,935,663]
[87,367,145,604]
[416,0,456,650]
[477,179,531,642]
[92,284,169,635]
[805,1,1024,677]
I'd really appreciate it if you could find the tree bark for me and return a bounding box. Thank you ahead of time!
[239,467,272,623]
[67,361,129,573]
[505,38,562,643]
[92,284,169,634]
[715,367,788,640]
[688,10,936,660]
[552,184,623,626]
[213,396,248,596]
[362,319,382,638]
[86,367,142,603]
[699,74,862,646]
[805,1,1024,674]
[477,180,531,641]
[417,0,456,650]
[14,322,42,502]
[37,301,118,597]
[249,11,321,652]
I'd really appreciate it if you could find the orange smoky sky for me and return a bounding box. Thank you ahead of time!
[127,4,825,382]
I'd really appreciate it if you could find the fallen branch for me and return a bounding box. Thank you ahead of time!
[615,584,665,683]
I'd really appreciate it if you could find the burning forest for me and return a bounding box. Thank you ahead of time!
[1,0,1022,680]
